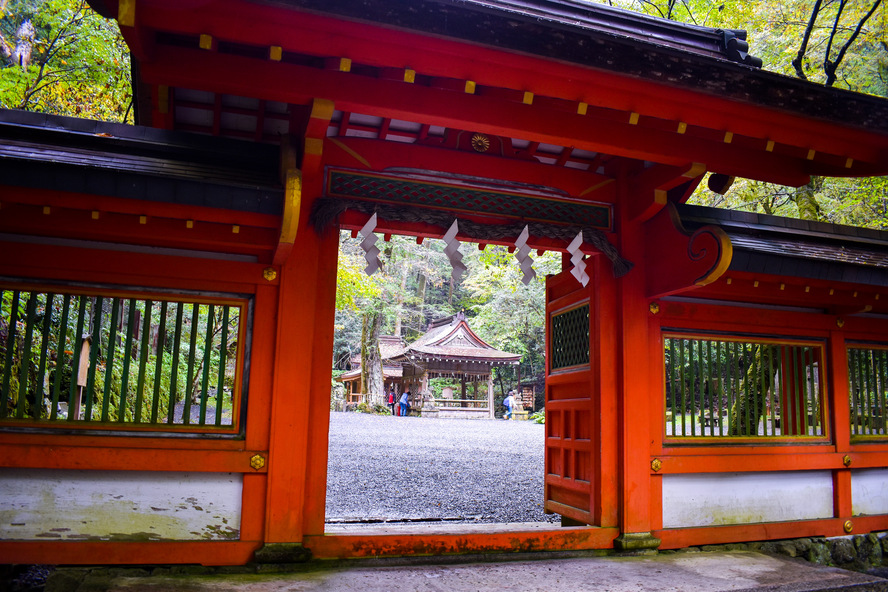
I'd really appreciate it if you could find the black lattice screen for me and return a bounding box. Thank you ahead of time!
[328,170,611,229]
[551,305,590,370]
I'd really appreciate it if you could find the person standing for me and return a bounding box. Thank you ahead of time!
[387,389,396,416]
[503,391,515,420]
[399,390,410,417]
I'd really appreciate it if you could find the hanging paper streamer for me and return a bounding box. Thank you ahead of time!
[513,225,536,285]
[443,219,467,282]
[359,212,382,275]
[567,230,589,287]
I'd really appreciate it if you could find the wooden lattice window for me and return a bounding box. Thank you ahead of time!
[664,333,827,440]
[848,344,888,439]
[550,304,590,371]
[0,284,248,435]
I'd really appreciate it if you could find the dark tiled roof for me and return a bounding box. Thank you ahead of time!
[0,109,283,215]
[270,0,888,134]
[391,313,521,364]
[676,204,888,286]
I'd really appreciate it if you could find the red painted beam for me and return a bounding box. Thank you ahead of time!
[126,0,887,171]
[137,47,869,187]
[304,526,619,558]
[0,203,277,258]
[324,137,614,199]
[656,518,871,549]
[0,444,267,473]
[652,451,888,474]
[0,240,275,294]
[0,541,261,566]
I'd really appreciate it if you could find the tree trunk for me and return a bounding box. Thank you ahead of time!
[793,176,824,221]
[393,264,409,337]
[360,311,384,406]
[416,271,427,324]
[729,345,777,436]
[12,20,35,68]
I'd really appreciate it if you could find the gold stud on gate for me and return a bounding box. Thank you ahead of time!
[843,520,854,533]
[651,458,662,472]
[649,302,660,315]
[263,267,277,282]
[843,454,852,467]
[837,318,845,328]
[250,454,266,471]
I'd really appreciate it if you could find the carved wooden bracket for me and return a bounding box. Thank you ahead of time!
[644,203,732,299]
[272,98,333,265]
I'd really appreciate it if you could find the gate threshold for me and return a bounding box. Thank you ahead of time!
[308,522,619,558]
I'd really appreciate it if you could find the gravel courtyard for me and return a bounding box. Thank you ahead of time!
[325,411,558,526]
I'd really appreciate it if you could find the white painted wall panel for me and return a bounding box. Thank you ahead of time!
[0,469,242,541]
[662,471,833,529]
[852,469,888,516]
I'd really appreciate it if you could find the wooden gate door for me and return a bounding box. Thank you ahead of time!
[544,258,612,526]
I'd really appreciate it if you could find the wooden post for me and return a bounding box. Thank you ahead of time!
[613,176,659,552]
[487,374,494,418]
[73,337,91,420]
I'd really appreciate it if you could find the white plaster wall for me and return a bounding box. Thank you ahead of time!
[0,469,242,541]
[662,471,833,529]
[852,468,888,516]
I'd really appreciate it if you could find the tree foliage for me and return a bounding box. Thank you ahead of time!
[0,0,132,121]
[599,0,888,227]
[334,232,557,403]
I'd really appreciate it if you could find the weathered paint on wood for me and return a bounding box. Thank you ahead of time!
[662,471,833,528]
[851,469,888,517]
[0,469,242,541]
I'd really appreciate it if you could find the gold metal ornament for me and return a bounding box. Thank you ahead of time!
[843,520,853,533]
[843,454,852,467]
[836,318,845,328]
[263,267,277,282]
[471,133,490,153]
[250,454,266,470]
[651,458,662,472]
[649,302,660,315]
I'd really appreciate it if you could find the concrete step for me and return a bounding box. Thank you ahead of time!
[42,551,888,592]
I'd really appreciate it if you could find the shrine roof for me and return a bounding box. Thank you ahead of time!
[247,0,888,135]
[336,366,403,382]
[348,336,408,366]
[0,109,283,215]
[390,312,521,364]
[677,204,888,287]
[88,0,888,183]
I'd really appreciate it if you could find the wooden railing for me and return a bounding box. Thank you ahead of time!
[664,334,825,439]
[0,285,245,432]
[848,345,888,438]
[435,398,488,409]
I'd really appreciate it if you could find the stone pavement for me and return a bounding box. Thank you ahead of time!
[45,551,888,592]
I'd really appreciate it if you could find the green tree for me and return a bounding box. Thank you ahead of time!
[0,0,132,121]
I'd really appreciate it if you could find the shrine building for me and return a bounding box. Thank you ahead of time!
[1,0,888,565]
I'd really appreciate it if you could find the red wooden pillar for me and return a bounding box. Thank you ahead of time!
[263,170,329,545]
[613,178,659,551]
[595,254,620,528]
[302,209,340,536]
[829,330,853,525]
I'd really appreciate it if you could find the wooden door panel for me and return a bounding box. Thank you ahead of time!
[545,270,597,525]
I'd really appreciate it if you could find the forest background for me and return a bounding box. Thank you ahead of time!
[2,0,886,406]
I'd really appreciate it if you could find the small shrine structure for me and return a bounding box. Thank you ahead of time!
[336,335,405,405]
[389,312,521,419]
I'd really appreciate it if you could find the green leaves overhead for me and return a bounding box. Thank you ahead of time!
[0,0,132,121]
[334,231,558,394]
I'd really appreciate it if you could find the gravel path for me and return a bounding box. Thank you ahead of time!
[325,412,557,525]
